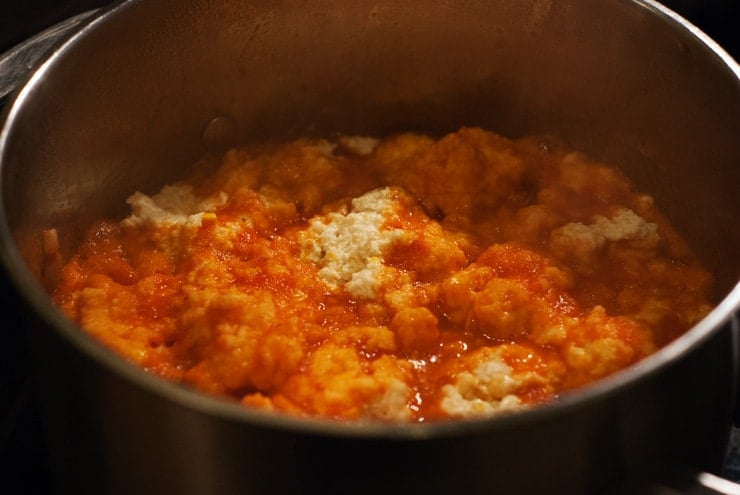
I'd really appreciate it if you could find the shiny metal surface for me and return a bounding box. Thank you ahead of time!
[0,10,98,101]
[0,0,738,493]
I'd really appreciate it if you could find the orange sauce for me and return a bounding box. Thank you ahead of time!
[52,128,713,422]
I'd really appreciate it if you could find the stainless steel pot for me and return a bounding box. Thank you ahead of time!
[0,1,739,493]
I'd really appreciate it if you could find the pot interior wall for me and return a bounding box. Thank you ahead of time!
[2,0,739,296]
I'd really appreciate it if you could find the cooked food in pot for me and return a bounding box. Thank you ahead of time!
[50,127,713,422]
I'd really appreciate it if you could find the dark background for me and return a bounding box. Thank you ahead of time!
[1,0,739,56]
[0,1,738,494]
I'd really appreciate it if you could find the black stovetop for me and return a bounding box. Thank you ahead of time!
[0,1,738,493]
